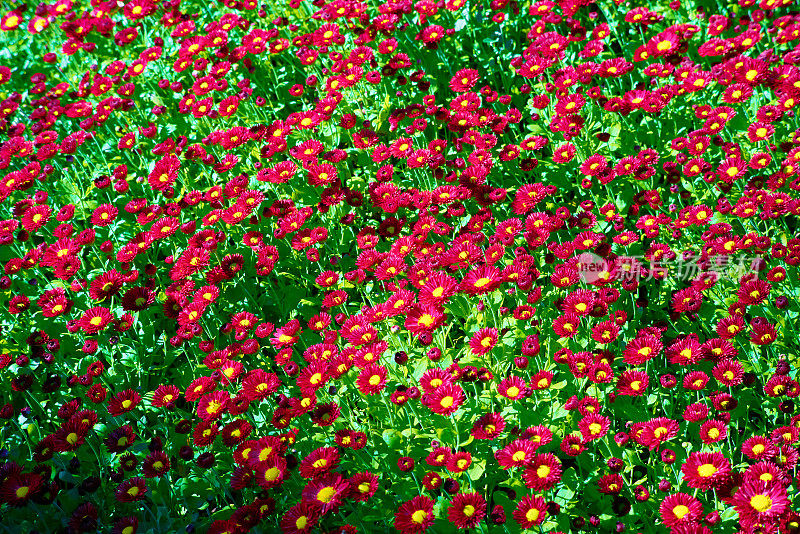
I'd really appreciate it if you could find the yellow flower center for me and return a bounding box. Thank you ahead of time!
[537,465,551,478]
[750,494,772,513]
[673,505,690,519]
[697,464,717,477]
[418,314,435,328]
[317,486,336,503]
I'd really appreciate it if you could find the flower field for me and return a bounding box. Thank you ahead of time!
[2,0,800,531]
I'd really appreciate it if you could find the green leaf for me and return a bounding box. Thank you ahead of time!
[382,429,402,448]
[467,460,485,481]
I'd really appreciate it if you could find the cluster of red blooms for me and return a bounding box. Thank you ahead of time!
[1,0,800,532]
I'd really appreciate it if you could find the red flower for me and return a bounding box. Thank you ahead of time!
[497,375,529,401]
[659,492,703,527]
[254,456,287,490]
[148,154,179,192]
[115,478,147,502]
[426,447,452,467]
[496,439,537,470]
[104,425,137,453]
[630,417,679,450]
[512,494,547,528]
[37,287,72,317]
[0,473,42,507]
[298,447,339,479]
[80,307,114,335]
[52,418,91,452]
[447,492,486,529]
[579,154,608,176]
[356,364,387,396]
[301,473,349,513]
[348,471,379,502]
[446,451,472,473]
[279,501,320,534]
[680,451,731,490]
[616,370,649,396]
[107,390,141,416]
[530,371,553,391]
[552,313,581,338]
[449,69,479,92]
[404,305,446,336]
[460,265,502,295]
[598,473,624,494]
[712,359,743,386]
[296,362,331,393]
[418,271,458,306]
[579,413,611,442]
[468,328,498,355]
[699,419,727,444]
[470,412,505,440]
[196,391,230,422]
[422,383,464,416]
[750,318,777,345]
[731,479,789,526]
[241,369,281,401]
[21,205,51,232]
[91,203,118,227]
[522,453,562,491]
[185,376,216,402]
[394,496,435,534]
[524,425,554,449]
[742,436,776,461]
[142,451,170,478]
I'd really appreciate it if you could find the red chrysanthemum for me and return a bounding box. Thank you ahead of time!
[522,453,562,491]
[470,412,505,440]
[422,383,464,416]
[731,479,789,526]
[468,328,498,355]
[301,472,349,513]
[659,492,703,527]
[680,451,731,491]
[356,364,387,396]
[447,492,486,529]
[115,478,147,502]
[394,496,435,534]
[512,494,547,529]
[107,390,141,417]
[449,69,479,92]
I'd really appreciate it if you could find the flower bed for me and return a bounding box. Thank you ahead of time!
[1,0,800,532]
